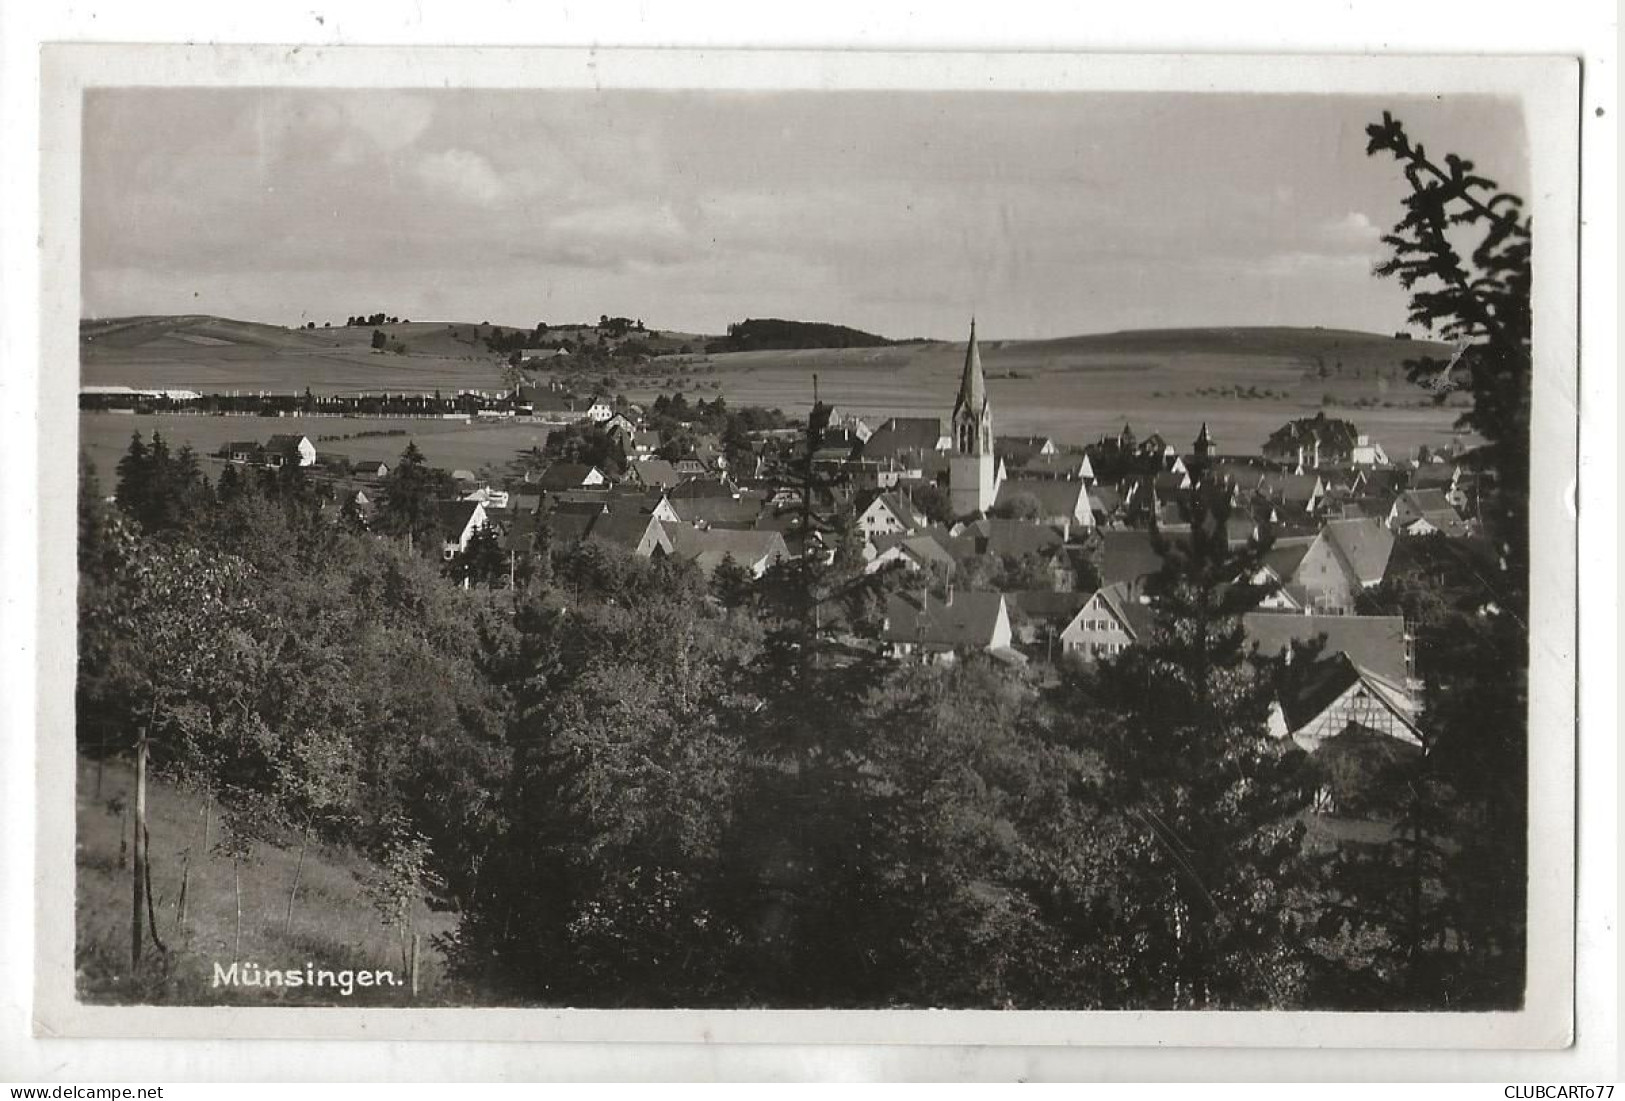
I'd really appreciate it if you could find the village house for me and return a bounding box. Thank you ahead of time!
[549,486,682,525]
[1261,413,1362,468]
[435,500,490,560]
[864,530,962,577]
[880,588,1019,666]
[856,490,923,537]
[1410,463,1472,512]
[669,525,789,579]
[1057,581,1156,662]
[265,434,318,468]
[1008,451,1095,482]
[994,435,1059,469]
[993,477,1094,531]
[1255,471,1326,516]
[861,416,952,462]
[549,506,674,560]
[1255,517,1395,615]
[624,458,682,491]
[1388,488,1470,537]
[536,463,608,492]
[1242,612,1421,755]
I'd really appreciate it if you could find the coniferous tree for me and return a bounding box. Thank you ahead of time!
[1315,112,1535,1010]
[1063,491,1315,1008]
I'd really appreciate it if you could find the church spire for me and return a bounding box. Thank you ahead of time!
[952,317,987,429]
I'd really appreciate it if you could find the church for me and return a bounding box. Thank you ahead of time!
[948,319,997,517]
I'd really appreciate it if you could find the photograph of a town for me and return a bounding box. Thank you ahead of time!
[75,85,1535,1012]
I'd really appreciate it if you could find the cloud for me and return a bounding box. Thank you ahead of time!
[524,202,693,270]
[414,149,509,206]
[1323,210,1384,247]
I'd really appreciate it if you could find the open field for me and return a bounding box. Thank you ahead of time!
[82,317,1474,460]
[81,315,713,396]
[83,316,517,395]
[76,756,459,1005]
[618,327,1473,458]
[79,413,558,480]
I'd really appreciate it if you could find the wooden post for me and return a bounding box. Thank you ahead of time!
[130,729,148,972]
[410,933,421,997]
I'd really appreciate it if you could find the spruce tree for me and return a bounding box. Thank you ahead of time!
[1071,490,1314,1007]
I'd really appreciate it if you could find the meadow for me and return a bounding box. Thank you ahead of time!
[76,757,459,1006]
[80,315,1473,465]
[80,413,557,481]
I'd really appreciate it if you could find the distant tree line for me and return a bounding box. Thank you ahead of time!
[707,318,893,354]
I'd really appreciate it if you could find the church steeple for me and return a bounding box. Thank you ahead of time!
[1194,420,1214,458]
[948,317,996,516]
[951,318,990,457]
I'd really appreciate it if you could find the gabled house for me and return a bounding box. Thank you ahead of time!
[957,517,1066,560]
[1265,518,1395,615]
[862,417,951,461]
[1267,651,1423,754]
[1256,472,1325,516]
[993,477,1094,531]
[436,500,490,561]
[264,434,318,469]
[864,530,960,577]
[666,489,766,529]
[881,589,1016,665]
[1250,538,1315,611]
[668,525,789,578]
[537,463,607,491]
[856,490,922,537]
[602,412,637,439]
[1058,582,1156,662]
[1261,413,1362,467]
[994,435,1058,468]
[625,458,681,491]
[549,506,673,560]
[549,486,680,525]
[1412,463,1474,512]
[585,398,616,423]
[1388,489,1469,537]
[1247,609,1423,761]
[1004,451,1095,483]
[225,441,263,465]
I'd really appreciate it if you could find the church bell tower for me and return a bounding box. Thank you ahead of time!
[949,318,996,517]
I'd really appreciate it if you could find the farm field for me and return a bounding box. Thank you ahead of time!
[82,316,1474,462]
[80,413,558,480]
[76,756,459,1005]
[82,316,517,396]
[617,328,1474,459]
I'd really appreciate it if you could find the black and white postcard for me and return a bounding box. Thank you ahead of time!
[24,44,1585,1054]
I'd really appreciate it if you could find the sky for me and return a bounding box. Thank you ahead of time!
[81,88,1529,341]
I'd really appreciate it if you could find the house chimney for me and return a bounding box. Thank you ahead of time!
[946,581,954,607]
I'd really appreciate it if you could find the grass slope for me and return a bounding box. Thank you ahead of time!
[76,756,461,1005]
